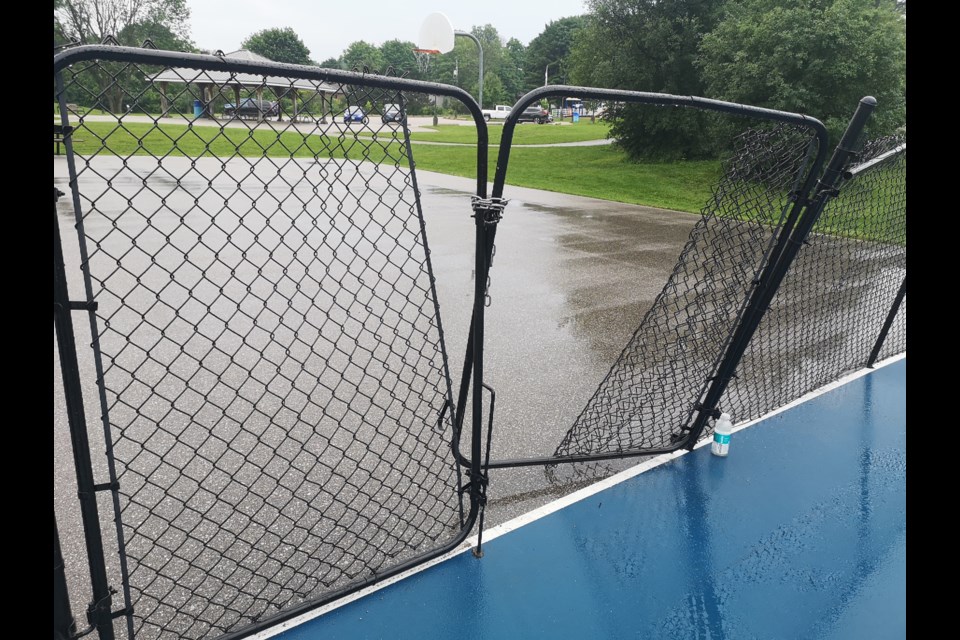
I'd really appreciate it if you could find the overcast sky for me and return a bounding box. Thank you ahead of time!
[188,1,590,63]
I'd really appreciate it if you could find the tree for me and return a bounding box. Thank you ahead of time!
[241,27,312,65]
[55,0,190,45]
[501,38,528,101]
[340,41,386,73]
[318,57,340,70]
[699,0,906,141]
[524,16,587,92]
[449,24,505,108]
[380,39,418,78]
[54,0,193,113]
[482,73,508,107]
[569,0,726,159]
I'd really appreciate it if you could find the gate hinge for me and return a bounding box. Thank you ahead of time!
[111,606,134,620]
[54,187,65,201]
[470,196,509,226]
[694,403,722,420]
[85,587,117,629]
[820,186,841,199]
[55,300,98,313]
[93,481,120,492]
[786,190,811,207]
[706,372,737,383]
[460,471,489,506]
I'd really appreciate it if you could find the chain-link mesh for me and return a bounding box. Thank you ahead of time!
[876,295,906,361]
[722,136,906,423]
[554,124,820,458]
[56,53,468,639]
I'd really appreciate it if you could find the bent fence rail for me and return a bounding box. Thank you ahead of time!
[55,44,906,640]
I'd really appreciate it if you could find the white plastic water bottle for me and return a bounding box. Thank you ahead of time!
[711,413,733,457]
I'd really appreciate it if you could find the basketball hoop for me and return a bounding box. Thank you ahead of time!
[413,48,439,74]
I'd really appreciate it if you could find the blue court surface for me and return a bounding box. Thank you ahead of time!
[270,358,906,640]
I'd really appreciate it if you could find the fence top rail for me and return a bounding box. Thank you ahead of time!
[509,84,828,133]
[847,142,906,178]
[493,84,829,199]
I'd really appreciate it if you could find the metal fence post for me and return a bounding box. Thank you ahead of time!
[867,274,906,367]
[54,511,75,640]
[682,96,878,447]
[54,188,116,640]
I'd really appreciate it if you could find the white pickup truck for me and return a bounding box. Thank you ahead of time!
[480,105,512,121]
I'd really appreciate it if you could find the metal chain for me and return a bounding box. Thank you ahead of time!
[470,196,508,307]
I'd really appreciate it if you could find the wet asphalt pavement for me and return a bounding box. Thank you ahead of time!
[54,155,697,630]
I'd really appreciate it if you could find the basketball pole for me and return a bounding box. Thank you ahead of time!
[454,30,483,108]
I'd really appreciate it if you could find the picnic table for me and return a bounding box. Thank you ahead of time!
[54,123,83,155]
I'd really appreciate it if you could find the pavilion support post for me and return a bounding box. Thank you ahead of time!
[320,92,328,124]
[292,90,298,122]
[233,85,241,119]
[200,84,213,118]
[257,87,264,122]
[207,85,216,117]
[159,81,169,117]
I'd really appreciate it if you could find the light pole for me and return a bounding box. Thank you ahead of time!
[454,30,483,108]
[545,61,559,86]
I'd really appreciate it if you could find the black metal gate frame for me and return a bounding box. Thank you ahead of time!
[453,88,878,470]
[54,45,494,640]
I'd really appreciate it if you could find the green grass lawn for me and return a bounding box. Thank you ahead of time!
[69,120,718,213]
[69,120,406,165]
[409,121,613,145]
[412,144,719,213]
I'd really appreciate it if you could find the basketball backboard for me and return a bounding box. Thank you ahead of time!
[418,13,455,54]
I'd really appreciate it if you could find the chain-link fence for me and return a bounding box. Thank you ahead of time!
[55,45,487,640]
[723,136,906,423]
[554,123,823,458]
[55,46,905,640]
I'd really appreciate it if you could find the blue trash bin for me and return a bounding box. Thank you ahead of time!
[193,99,203,118]
[572,111,580,123]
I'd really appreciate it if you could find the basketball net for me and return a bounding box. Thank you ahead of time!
[412,48,439,75]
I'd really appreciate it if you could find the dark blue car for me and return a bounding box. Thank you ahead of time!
[343,107,369,124]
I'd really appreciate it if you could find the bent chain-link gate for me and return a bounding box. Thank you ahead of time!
[455,91,901,471]
[456,86,828,469]
[54,45,491,640]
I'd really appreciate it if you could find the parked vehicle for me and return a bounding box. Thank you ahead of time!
[480,105,511,122]
[224,98,279,119]
[517,105,553,125]
[343,106,369,124]
[381,104,403,124]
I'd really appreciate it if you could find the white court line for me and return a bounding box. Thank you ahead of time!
[250,352,906,639]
